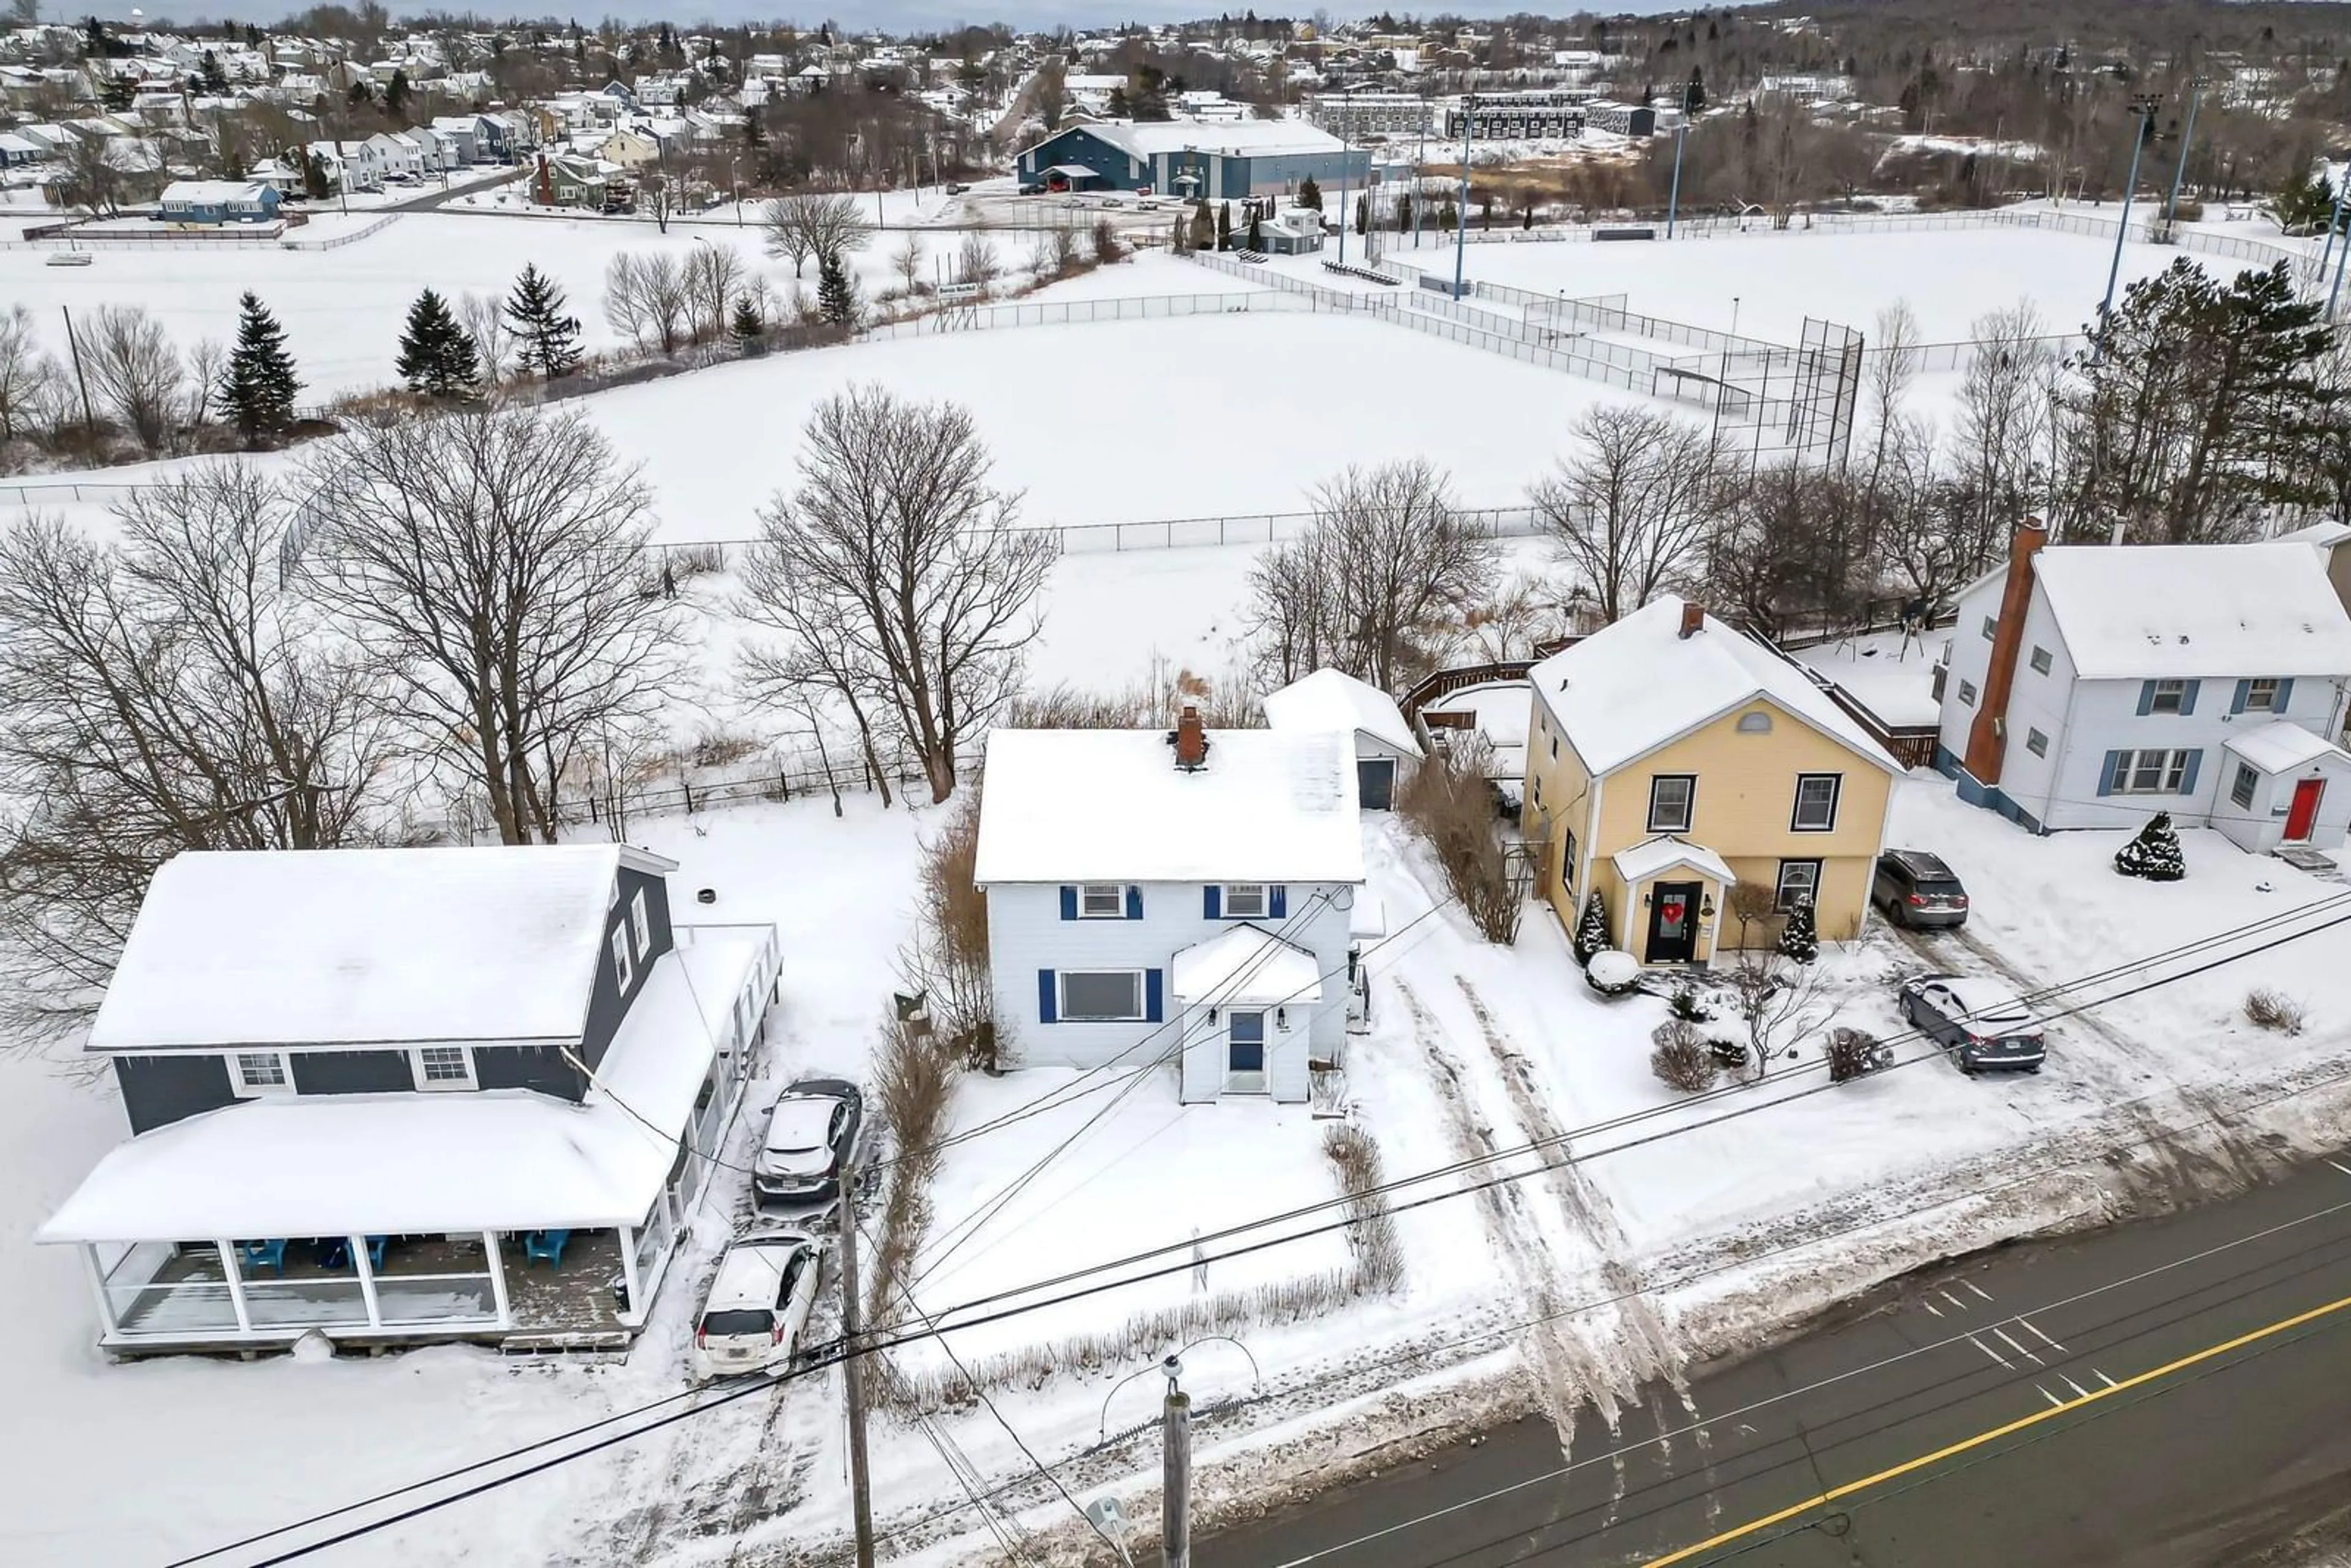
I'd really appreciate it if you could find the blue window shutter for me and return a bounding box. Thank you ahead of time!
[2231,679,2251,715]
[2278,678,2296,711]
[1059,885,1077,920]
[1125,885,1143,920]
[1145,969,1163,1022]
[1269,884,1288,918]
[2178,680,2200,716]
[2135,681,2156,716]
[1203,885,1221,919]
[2098,750,2124,797]
[1037,970,1057,1024]
[2178,749,2202,797]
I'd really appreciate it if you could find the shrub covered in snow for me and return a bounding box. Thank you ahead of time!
[1651,1019,1719,1092]
[1573,891,1612,965]
[2115,811,2186,881]
[1777,898,1819,964]
[1827,1027,1892,1083]
[1586,949,1640,994]
[2244,987,2306,1035]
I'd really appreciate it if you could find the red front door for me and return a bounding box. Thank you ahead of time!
[2286,777,2326,842]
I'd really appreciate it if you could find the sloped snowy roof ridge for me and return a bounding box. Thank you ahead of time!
[2030,543,2351,680]
[1263,668,1422,755]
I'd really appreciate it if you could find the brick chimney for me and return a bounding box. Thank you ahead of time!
[1963,521,2049,787]
[1173,705,1207,770]
[1678,601,1705,639]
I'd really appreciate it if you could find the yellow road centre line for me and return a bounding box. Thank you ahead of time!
[1639,1288,2351,1567]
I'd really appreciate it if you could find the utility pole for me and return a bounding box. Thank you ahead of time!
[2163,78,2205,229]
[1336,121,1349,265]
[59,306,94,435]
[2319,171,2349,293]
[2095,95,2162,354]
[1161,1356,1191,1568]
[838,1173,876,1568]
[2330,216,2351,320]
[1452,92,1474,298]
[1666,79,1693,238]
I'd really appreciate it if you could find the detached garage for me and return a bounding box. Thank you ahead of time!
[1264,669,1422,809]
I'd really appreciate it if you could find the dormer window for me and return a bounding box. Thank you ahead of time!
[230,1051,292,1097]
[412,1046,476,1091]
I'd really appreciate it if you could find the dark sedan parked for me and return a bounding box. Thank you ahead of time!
[752,1078,864,1215]
[1873,849,1971,929]
[1899,973,2047,1075]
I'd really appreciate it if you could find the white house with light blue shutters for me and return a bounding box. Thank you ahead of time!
[1938,539,2351,849]
[972,712,1365,1105]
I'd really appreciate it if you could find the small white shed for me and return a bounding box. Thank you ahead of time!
[1264,669,1422,809]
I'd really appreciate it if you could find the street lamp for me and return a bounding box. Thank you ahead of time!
[2094,95,2163,352]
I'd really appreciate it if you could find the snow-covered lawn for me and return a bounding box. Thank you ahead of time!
[1389,223,2195,343]
[1793,628,1948,728]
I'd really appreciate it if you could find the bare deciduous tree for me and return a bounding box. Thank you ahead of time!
[1247,459,1495,693]
[1865,300,1922,481]
[682,241,746,343]
[182,337,227,429]
[458,290,510,383]
[890,231,924,296]
[0,469,386,1038]
[77,305,182,454]
[603,250,689,354]
[956,232,1000,296]
[0,304,58,443]
[1949,301,2056,565]
[762,191,871,278]
[739,385,1057,804]
[296,405,682,844]
[1529,406,1719,625]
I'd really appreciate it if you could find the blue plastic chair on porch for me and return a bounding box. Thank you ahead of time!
[237,1239,288,1275]
[522,1229,572,1269]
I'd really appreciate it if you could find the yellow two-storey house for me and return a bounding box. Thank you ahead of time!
[1520,596,1900,964]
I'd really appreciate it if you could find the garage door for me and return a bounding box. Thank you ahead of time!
[1357,757,1395,811]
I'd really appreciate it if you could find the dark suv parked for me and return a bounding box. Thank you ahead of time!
[1873,849,1970,929]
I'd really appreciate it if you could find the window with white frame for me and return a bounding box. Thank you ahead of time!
[1981,615,1997,640]
[629,888,650,955]
[2028,645,2053,675]
[231,1050,291,1095]
[2026,727,2049,757]
[1079,883,1127,918]
[2244,677,2282,713]
[1958,679,1978,707]
[2148,678,2188,715]
[1647,775,1695,834]
[2231,762,2259,809]
[1774,859,1822,913]
[2117,748,2191,795]
[1222,883,1268,918]
[1791,773,1841,832]
[412,1045,476,1090]
[1059,970,1144,1021]
[611,925,634,992]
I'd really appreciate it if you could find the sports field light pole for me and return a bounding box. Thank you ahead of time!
[2330,213,2351,319]
[2163,78,2205,229]
[1337,121,1351,265]
[1666,81,1693,238]
[2318,173,2349,293]
[1452,91,1474,299]
[2096,95,2163,354]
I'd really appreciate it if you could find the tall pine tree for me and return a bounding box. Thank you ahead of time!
[816,252,861,328]
[218,291,301,445]
[396,287,481,399]
[504,263,582,380]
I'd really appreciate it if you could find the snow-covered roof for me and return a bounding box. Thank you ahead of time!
[159,178,268,203]
[1611,836,1738,887]
[2224,719,2349,775]
[2031,544,2351,680]
[1059,117,1344,161]
[1263,668,1421,756]
[974,728,1363,885]
[1529,597,1901,776]
[1169,923,1323,1004]
[40,936,759,1243]
[89,844,678,1054]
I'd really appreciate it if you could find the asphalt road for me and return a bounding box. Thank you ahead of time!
[1205,1155,2351,1568]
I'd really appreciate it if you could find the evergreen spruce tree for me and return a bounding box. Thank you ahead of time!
[1573,892,1612,965]
[1777,898,1819,964]
[1297,174,1321,214]
[1217,200,1231,247]
[384,66,411,115]
[396,287,480,399]
[1246,209,1262,250]
[217,291,301,445]
[504,262,582,380]
[2114,811,2187,881]
[729,293,765,346]
[816,253,861,328]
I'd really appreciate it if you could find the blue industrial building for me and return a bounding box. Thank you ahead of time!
[1015,119,1374,201]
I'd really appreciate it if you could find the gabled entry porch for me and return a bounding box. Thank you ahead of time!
[1611,837,1736,966]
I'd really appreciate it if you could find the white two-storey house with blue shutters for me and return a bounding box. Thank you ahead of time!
[973,710,1366,1105]
[1938,535,2351,849]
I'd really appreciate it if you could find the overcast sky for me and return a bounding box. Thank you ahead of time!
[79,2,1698,33]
